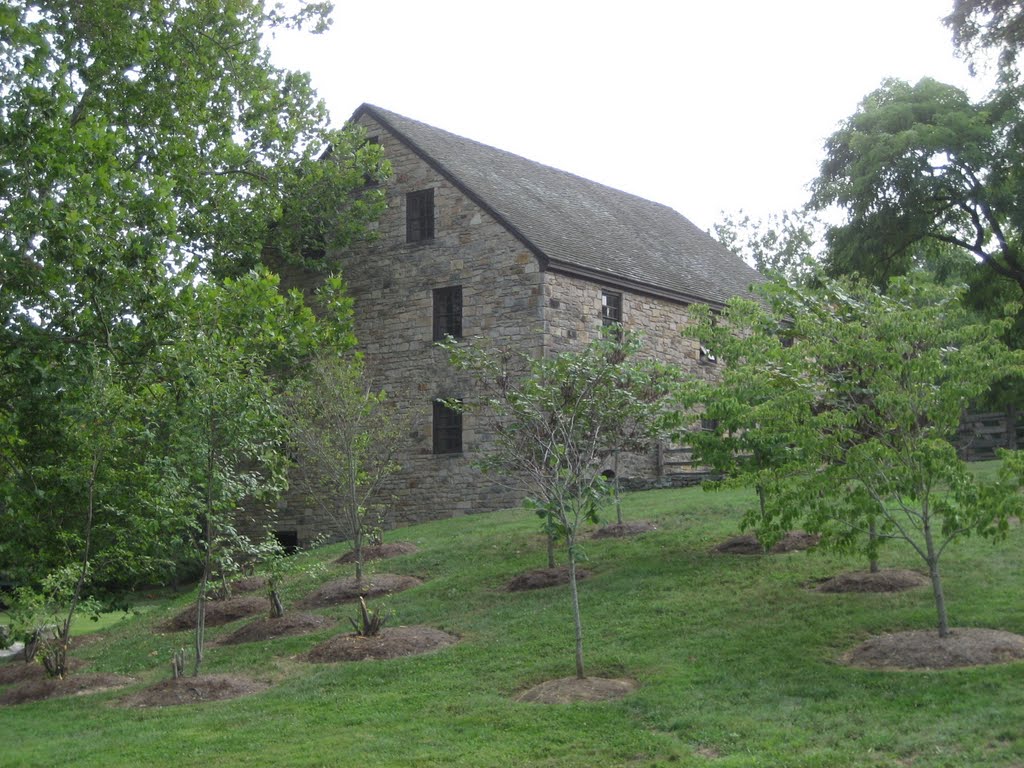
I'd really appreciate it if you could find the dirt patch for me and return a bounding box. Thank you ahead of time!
[159,596,268,632]
[714,531,820,555]
[335,541,419,564]
[813,569,929,593]
[0,673,134,706]
[217,612,335,645]
[229,576,268,594]
[504,566,591,592]
[0,656,87,685]
[303,625,458,663]
[591,521,657,539]
[841,628,1024,670]
[515,676,638,703]
[298,574,422,609]
[119,674,269,707]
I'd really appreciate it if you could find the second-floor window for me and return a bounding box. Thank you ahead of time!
[602,291,622,328]
[407,188,435,243]
[433,285,463,341]
[433,399,463,454]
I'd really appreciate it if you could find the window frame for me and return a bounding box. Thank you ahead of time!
[432,399,463,455]
[432,285,463,341]
[406,188,435,243]
[601,290,623,328]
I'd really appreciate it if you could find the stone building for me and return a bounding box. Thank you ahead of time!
[269,104,763,546]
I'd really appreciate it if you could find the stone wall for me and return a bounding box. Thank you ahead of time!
[263,115,547,546]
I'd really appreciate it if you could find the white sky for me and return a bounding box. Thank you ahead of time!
[268,0,994,233]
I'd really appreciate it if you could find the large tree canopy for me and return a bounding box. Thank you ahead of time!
[810,77,1024,296]
[0,1,385,595]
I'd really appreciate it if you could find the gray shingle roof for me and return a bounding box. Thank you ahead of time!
[354,104,763,307]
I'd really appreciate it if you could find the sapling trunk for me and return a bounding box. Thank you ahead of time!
[567,536,585,680]
[868,518,880,574]
[614,451,623,526]
[546,512,557,569]
[922,512,950,638]
[270,588,284,619]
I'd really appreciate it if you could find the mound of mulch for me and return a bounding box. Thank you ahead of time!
[303,625,458,663]
[226,576,268,594]
[217,612,335,645]
[335,541,419,564]
[159,596,268,632]
[298,574,422,609]
[714,531,820,555]
[504,566,591,592]
[591,521,657,539]
[0,673,134,706]
[813,569,929,593]
[119,674,269,708]
[841,628,1024,670]
[515,676,638,703]
[0,656,87,686]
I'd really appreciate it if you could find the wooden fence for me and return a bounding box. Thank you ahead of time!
[956,408,1021,461]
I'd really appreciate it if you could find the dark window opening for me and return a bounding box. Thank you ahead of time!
[433,400,463,455]
[699,345,717,365]
[601,291,622,327]
[433,286,463,341]
[700,418,719,433]
[406,188,435,243]
[273,530,299,554]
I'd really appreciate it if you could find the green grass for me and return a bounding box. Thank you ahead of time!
[3,465,1023,767]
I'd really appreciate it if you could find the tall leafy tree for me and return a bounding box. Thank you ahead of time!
[811,77,1024,297]
[0,1,386,594]
[712,209,821,285]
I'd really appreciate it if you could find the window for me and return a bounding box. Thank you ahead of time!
[406,188,435,243]
[699,345,717,365]
[601,291,622,327]
[700,418,719,433]
[433,286,462,341]
[433,399,462,454]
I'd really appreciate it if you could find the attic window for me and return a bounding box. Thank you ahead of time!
[433,286,462,341]
[601,291,622,327]
[406,188,435,243]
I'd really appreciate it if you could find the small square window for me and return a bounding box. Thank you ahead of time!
[433,400,462,454]
[407,189,435,243]
[601,291,622,327]
[433,286,463,341]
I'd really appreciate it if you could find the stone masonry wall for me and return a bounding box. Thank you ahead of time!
[264,115,548,546]
[539,270,720,481]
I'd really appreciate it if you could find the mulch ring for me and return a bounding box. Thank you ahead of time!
[714,531,820,555]
[298,574,422,609]
[0,656,87,686]
[226,576,268,594]
[0,673,135,706]
[515,676,638,703]
[811,569,929,593]
[335,541,419,565]
[840,628,1024,670]
[217,612,335,646]
[591,521,657,539]
[159,596,268,632]
[118,674,269,708]
[504,566,591,592]
[303,625,458,663]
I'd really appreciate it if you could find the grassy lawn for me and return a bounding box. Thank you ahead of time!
[2,466,1022,767]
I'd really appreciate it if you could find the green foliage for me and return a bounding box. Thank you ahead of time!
[444,330,681,678]
[712,208,822,285]
[810,76,1024,298]
[702,274,1024,636]
[285,353,402,582]
[0,0,382,599]
[946,0,1024,81]
[348,596,389,637]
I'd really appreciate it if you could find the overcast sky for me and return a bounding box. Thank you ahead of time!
[268,0,994,233]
